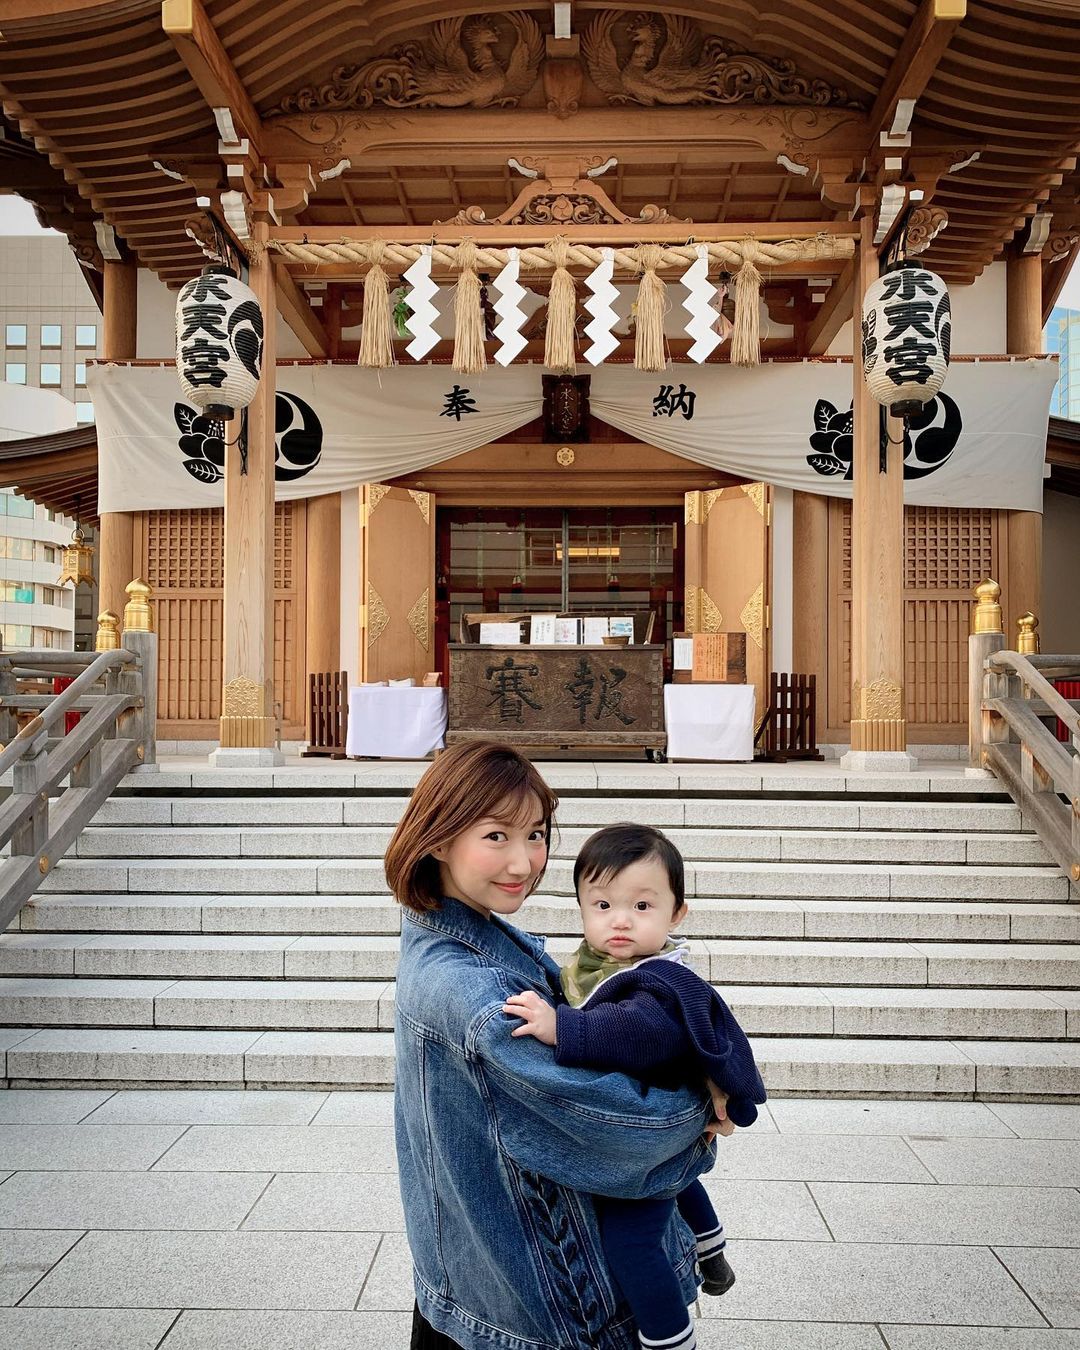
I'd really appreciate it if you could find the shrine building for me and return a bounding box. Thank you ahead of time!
[1,0,1078,759]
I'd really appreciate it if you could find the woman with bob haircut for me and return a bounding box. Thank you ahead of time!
[385,739,721,1350]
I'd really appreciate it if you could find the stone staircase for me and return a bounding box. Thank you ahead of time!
[1,762,1078,1099]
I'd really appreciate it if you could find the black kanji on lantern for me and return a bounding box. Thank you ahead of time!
[441,385,478,420]
[882,299,936,342]
[485,656,542,724]
[882,335,937,387]
[179,337,231,389]
[879,270,940,303]
[652,383,697,420]
[178,303,228,343]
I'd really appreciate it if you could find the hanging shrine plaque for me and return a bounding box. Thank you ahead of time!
[448,644,666,754]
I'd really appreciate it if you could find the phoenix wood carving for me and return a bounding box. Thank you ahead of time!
[582,12,860,109]
[272,13,543,113]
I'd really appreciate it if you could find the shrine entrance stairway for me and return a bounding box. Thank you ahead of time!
[0,760,1078,1100]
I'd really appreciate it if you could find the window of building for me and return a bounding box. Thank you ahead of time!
[75,362,87,386]
[5,324,26,348]
[35,629,57,649]
[40,324,62,348]
[75,401,94,424]
[39,585,61,606]
[42,544,58,564]
[2,582,35,603]
[75,324,97,348]
[40,363,62,387]
[0,494,35,519]
[0,537,35,560]
[2,624,32,647]
[5,363,26,385]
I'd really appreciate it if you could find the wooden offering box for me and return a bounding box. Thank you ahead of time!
[447,644,666,756]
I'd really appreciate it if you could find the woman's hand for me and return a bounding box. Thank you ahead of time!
[503,991,558,1045]
[703,1079,735,1141]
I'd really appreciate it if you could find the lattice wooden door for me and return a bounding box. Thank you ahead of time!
[828,501,1002,741]
[136,502,307,739]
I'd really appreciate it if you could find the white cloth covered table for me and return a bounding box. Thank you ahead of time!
[664,683,756,762]
[346,686,447,758]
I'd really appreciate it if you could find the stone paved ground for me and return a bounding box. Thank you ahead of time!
[0,1090,1078,1348]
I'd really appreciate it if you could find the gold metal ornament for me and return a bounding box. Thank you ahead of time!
[407,588,431,651]
[123,579,155,633]
[556,446,576,466]
[972,578,1003,635]
[408,489,432,524]
[95,611,121,652]
[366,584,390,646]
[740,582,765,648]
[741,482,766,515]
[1016,611,1040,655]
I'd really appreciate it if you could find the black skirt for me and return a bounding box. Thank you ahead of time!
[410,1303,461,1349]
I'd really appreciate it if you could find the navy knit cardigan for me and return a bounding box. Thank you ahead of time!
[553,961,767,1128]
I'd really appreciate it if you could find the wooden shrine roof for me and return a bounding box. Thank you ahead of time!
[1,0,1079,303]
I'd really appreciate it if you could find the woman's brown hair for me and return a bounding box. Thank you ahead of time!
[384,740,559,913]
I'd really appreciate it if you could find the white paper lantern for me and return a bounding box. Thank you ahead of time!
[862,262,950,417]
[175,265,263,418]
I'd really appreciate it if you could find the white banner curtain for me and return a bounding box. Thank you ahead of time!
[91,363,540,513]
[90,357,1057,514]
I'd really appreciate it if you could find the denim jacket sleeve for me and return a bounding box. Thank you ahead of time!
[469,996,715,1200]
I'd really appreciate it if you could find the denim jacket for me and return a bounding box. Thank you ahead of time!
[395,896,716,1350]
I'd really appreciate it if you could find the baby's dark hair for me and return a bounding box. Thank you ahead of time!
[573,823,685,914]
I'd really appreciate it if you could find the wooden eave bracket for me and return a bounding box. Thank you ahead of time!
[866,0,967,158]
[162,0,263,177]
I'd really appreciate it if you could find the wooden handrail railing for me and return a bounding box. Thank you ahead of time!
[0,629,157,933]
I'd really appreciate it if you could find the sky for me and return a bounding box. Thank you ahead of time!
[2,191,1080,308]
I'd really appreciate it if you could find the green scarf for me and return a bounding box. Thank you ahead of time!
[560,938,678,1007]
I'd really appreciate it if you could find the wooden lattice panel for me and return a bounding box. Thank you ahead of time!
[136,504,307,736]
[144,509,223,590]
[905,507,995,591]
[830,501,1002,736]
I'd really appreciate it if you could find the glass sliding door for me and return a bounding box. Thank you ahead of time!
[436,507,682,677]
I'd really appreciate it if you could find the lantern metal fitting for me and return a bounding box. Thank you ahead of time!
[57,517,95,589]
[175,263,263,420]
[862,260,951,419]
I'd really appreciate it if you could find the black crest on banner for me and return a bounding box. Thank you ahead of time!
[175,392,323,485]
[806,392,961,481]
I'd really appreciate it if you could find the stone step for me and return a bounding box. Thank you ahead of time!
[5,932,1080,988]
[38,856,1071,901]
[72,824,1053,867]
[5,1026,1078,1097]
[19,892,1080,944]
[91,795,1027,833]
[1,978,1075,1040]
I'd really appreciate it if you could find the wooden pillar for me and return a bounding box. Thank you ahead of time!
[98,258,138,618]
[1005,250,1044,635]
[306,491,341,677]
[792,490,828,694]
[843,214,913,766]
[214,222,281,762]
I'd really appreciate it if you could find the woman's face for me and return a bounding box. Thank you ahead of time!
[432,794,548,920]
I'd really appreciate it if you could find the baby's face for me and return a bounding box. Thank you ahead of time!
[577,856,684,961]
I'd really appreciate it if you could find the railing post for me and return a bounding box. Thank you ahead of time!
[969,579,1007,769]
[122,579,158,770]
[0,657,15,751]
[11,732,50,874]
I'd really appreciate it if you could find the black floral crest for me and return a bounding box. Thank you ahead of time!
[806,392,962,481]
[175,391,323,485]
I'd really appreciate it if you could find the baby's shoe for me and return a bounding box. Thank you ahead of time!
[699,1250,735,1296]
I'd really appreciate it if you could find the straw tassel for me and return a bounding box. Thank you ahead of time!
[634,244,667,372]
[731,242,762,368]
[452,238,487,375]
[544,236,577,373]
[358,240,395,368]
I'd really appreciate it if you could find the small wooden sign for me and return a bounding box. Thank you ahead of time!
[691,632,747,684]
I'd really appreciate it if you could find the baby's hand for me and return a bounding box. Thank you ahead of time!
[503,991,558,1045]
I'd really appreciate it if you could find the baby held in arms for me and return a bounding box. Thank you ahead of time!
[504,823,766,1350]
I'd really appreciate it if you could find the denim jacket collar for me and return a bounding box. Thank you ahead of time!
[406,893,552,982]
